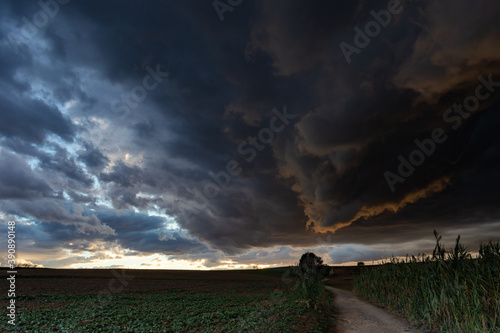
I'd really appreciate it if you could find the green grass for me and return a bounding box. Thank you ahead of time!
[353,231,500,332]
[1,281,333,332]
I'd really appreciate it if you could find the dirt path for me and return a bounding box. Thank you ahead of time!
[326,287,421,333]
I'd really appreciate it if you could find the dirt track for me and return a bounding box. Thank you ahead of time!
[326,287,421,333]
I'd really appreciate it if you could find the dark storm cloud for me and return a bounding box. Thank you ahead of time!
[1,198,115,235]
[1,0,499,268]
[38,145,94,187]
[91,210,209,255]
[119,230,207,255]
[247,0,500,240]
[100,162,154,188]
[49,0,316,250]
[0,150,53,199]
[65,189,95,204]
[0,90,74,144]
[98,211,208,255]
[78,142,109,170]
[0,209,212,268]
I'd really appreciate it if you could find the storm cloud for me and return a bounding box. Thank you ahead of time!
[0,0,499,269]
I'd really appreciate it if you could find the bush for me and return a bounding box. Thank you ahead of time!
[288,252,326,309]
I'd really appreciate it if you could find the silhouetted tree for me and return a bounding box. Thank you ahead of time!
[299,252,323,273]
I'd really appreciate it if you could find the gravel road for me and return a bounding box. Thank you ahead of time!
[326,286,422,333]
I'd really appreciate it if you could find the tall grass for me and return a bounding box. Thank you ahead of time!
[353,231,500,332]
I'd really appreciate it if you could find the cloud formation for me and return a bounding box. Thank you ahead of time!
[0,0,499,268]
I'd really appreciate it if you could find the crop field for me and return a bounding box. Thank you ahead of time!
[0,268,334,332]
[353,234,500,332]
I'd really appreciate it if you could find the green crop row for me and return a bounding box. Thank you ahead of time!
[353,231,500,332]
[1,283,333,332]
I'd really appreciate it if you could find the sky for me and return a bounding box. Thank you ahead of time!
[0,0,499,270]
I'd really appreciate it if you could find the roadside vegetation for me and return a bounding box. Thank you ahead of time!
[285,252,332,309]
[353,231,500,332]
